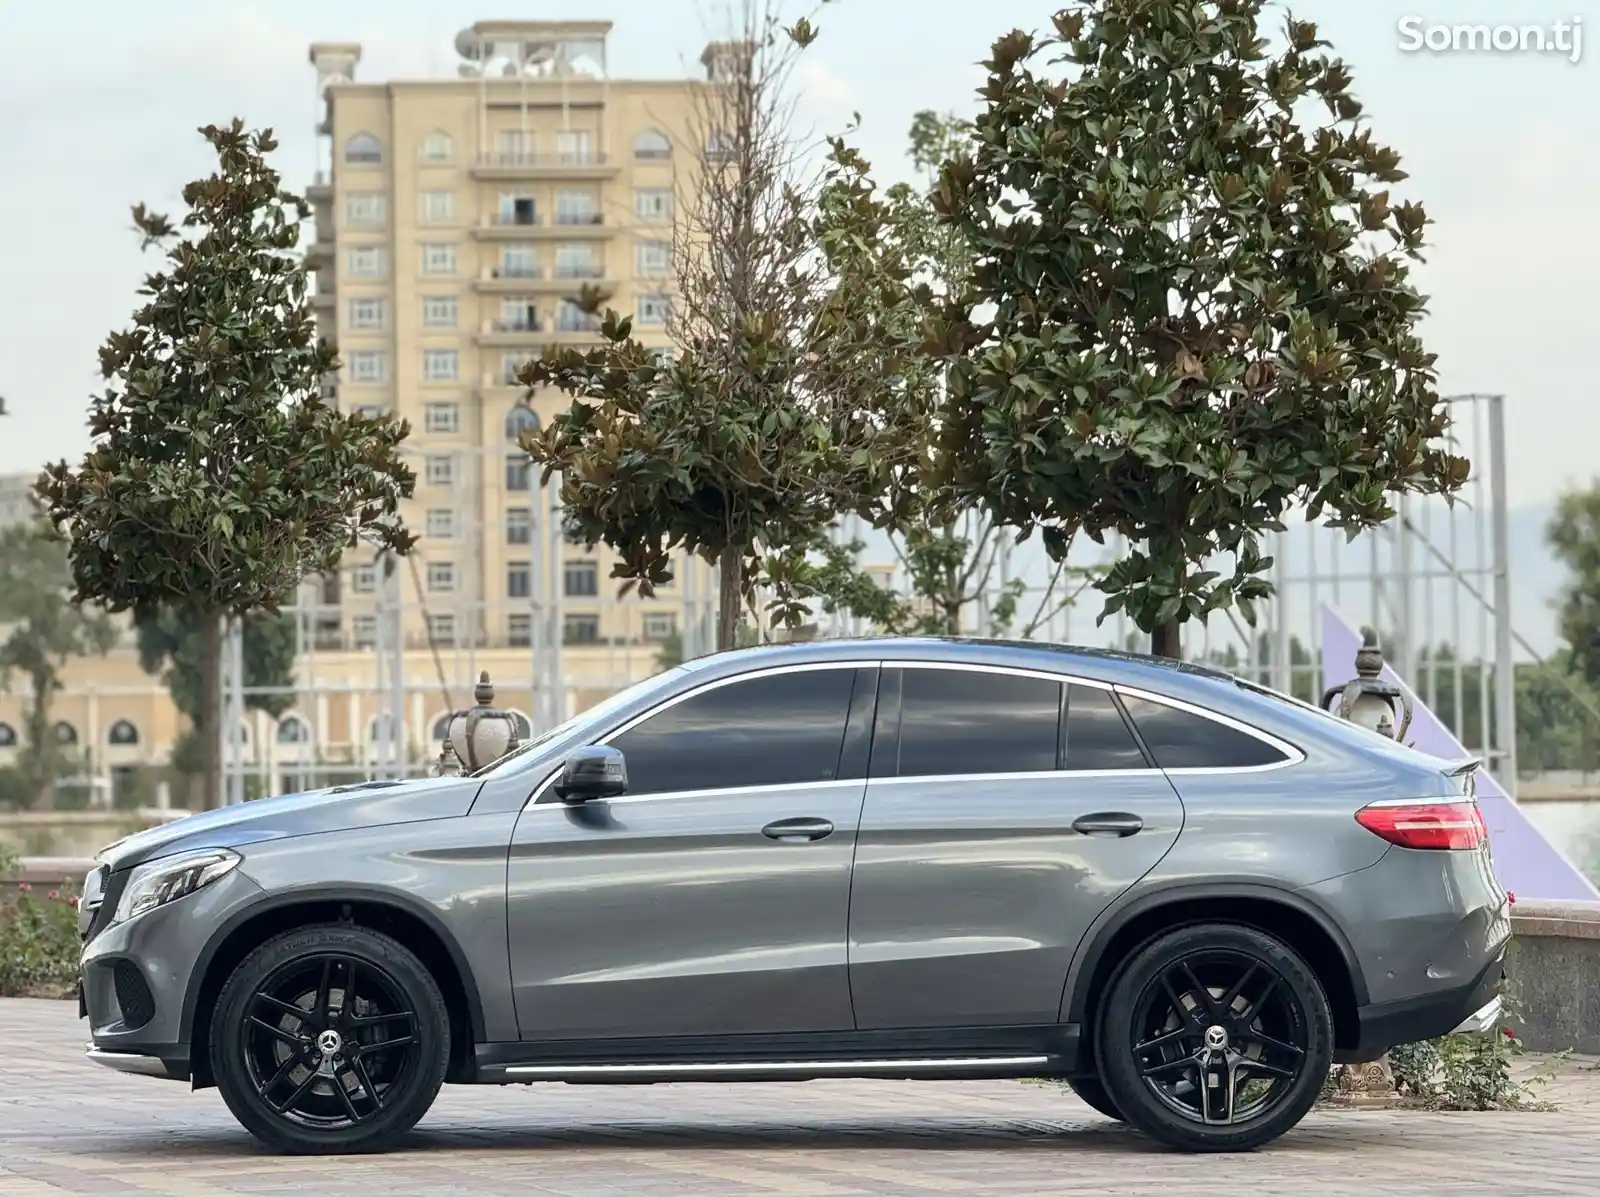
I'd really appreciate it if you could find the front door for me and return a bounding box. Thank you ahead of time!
[507,664,877,1041]
[848,666,1185,1029]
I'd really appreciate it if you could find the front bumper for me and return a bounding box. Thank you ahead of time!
[79,864,263,1073]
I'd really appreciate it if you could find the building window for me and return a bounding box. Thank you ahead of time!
[505,405,539,441]
[345,191,386,224]
[633,129,672,160]
[0,722,15,747]
[505,506,532,544]
[564,613,600,645]
[706,130,736,162]
[564,559,599,597]
[497,129,536,163]
[556,299,599,333]
[497,193,539,226]
[648,346,675,367]
[507,561,531,599]
[556,129,593,163]
[499,245,539,279]
[277,715,311,744]
[635,240,671,278]
[426,508,456,539]
[54,721,78,745]
[421,295,458,328]
[425,455,456,486]
[421,130,454,162]
[508,613,532,647]
[501,352,535,386]
[428,613,457,646]
[505,455,532,491]
[635,188,672,222]
[352,615,377,647]
[424,401,460,433]
[347,296,385,329]
[352,564,376,593]
[555,189,600,225]
[420,242,457,275]
[346,246,385,277]
[420,189,457,223]
[642,611,677,642]
[427,561,456,592]
[422,350,459,384]
[107,719,140,746]
[636,294,671,326]
[555,244,601,279]
[499,297,539,332]
[347,350,387,383]
[344,132,383,164]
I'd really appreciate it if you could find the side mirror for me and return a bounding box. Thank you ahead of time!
[555,745,627,803]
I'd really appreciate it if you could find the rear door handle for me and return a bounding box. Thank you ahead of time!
[1072,812,1144,838]
[762,817,834,843]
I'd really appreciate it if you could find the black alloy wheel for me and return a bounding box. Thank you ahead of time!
[213,925,449,1154]
[1097,923,1332,1152]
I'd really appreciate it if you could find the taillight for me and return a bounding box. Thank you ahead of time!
[1355,799,1488,850]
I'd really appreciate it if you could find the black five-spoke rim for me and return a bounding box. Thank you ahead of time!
[1130,949,1309,1126]
[243,954,418,1129]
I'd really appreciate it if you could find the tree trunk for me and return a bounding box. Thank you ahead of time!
[25,674,58,811]
[1151,621,1182,660]
[200,611,224,809]
[716,545,742,652]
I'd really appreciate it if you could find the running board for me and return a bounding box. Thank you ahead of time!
[479,1054,1069,1085]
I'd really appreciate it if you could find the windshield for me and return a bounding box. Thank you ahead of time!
[470,665,693,777]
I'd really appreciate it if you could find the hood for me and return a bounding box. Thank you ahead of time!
[98,775,485,872]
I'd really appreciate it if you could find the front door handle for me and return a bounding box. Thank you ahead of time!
[1072,812,1144,838]
[762,817,834,843]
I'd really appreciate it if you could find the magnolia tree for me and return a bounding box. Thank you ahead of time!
[37,121,415,807]
[520,3,930,650]
[930,0,1469,657]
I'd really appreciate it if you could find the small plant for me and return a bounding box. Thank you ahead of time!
[1387,981,1556,1111]
[0,848,81,998]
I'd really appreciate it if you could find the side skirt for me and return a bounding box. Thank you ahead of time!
[470,1023,1082,1085]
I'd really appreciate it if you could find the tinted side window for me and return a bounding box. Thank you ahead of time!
[1064,685,1147,770]
[612,668,856,795]
[898,669,1060,777]
[1119,695,1289,769]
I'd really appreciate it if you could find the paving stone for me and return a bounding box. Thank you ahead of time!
[3,998,1597,1195]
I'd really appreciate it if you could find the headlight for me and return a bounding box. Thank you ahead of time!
[112,849,242,925]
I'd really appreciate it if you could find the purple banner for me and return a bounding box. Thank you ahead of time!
[1319,604,1597,901]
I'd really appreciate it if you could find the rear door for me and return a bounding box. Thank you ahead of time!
[847,665,1185,1029]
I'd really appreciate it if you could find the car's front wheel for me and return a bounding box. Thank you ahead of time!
[1097,923,1332,1152]
[212,924,449,1154]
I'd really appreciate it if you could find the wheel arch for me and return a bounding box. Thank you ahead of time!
[182,885,486,1088]
[1063,883,1368,1057]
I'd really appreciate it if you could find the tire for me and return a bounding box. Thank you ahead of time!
[212,923,450,1154]
[1097,923,1332,1152]
[1066,1074,1124,1122]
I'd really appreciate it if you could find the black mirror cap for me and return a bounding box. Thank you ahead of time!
[556,745,627,803]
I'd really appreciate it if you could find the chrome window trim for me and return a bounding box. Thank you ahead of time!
[1113,684,1306,773]
[870,767,1163,785]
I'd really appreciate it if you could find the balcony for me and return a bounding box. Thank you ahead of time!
[304,239,335,265]
[472,266,616,295]
[306,171,333,204]
[470,151,620,181]
[472,212,613,241]
[476,317,548,348]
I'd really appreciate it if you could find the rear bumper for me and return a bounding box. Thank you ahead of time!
[1337,949,1506,1063]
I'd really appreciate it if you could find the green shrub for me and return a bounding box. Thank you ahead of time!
[1381,981,1553,1111]
[0,847,82,998]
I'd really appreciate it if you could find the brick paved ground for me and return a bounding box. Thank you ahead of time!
[3,998,1598,1196]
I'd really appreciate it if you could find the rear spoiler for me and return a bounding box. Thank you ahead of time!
[1441,757,1482,796]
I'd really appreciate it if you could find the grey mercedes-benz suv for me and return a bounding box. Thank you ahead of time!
[79,638,1508,1154]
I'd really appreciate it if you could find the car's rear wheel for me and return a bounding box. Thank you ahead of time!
[1065,1075,1124,1121]
[212,924,449,1154]
[1097,923,1331,1152]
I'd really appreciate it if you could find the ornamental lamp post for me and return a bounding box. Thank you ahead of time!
[435,671,521,776]
[1322,628,1410,1105]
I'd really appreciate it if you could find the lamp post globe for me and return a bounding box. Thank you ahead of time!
[438,671,521,774]
[1321,629,1412,743]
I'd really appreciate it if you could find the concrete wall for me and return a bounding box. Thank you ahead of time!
[1509,899,1600,1056]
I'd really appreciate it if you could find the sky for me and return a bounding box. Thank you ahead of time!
[0,0,1594,516]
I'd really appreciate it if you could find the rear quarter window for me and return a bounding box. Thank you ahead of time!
[1119,694,1290,770]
